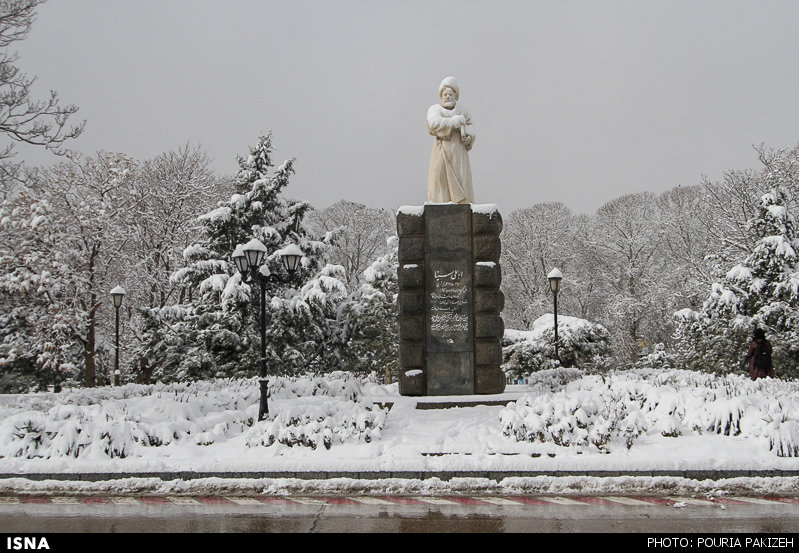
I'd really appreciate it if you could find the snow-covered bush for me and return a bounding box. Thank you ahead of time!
[635,343,680,370]
[0,373,381,459]
[244,399,387,450]
[269,371,362,401]
[502,315,611,380]
[522,366,586,392]
[500,369,799,456]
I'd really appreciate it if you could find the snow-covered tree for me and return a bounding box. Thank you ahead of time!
[678,181,799,378]
[698,167,763,278]
[339,236,399,381]
[0,184,78,391]
[586,192,674,360]
[140,134,346,382]
[502,203,576,328]
[501,203,601,329]
[0,152,136,389]
[122,145,230,383]
[657,185,719,310]
[306,200,395,291]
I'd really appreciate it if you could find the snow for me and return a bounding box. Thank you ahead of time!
[761,235,796,259]
[397,205,424,217]
[198,206,231,223]
[182,244,209,259]
[674,308,698,321]
[242,238,267,253]
[276,243,304,258]
[199,273,228,294]
[229,194,247,209]
[0,369,797,496]
[766,203,787,221]
[471,203,500,215]
[506,314,602,343]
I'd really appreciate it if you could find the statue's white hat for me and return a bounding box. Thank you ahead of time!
[438,76,459,99]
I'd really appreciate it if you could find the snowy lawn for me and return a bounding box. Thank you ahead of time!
[1,368,798,478]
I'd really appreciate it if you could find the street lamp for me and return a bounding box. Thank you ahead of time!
[233,239,304,421]
[110,286,126,386]
[547,268,562,362]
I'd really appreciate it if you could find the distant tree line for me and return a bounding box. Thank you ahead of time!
[1,0,797,391]
[501,144,799,378]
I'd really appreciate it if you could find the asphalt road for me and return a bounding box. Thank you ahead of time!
[1,495,798,533]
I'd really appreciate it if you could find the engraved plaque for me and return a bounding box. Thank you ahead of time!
[424,204,474,395]
[428,262,471,350]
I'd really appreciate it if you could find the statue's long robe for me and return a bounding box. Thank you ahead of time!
[427,104,474,204]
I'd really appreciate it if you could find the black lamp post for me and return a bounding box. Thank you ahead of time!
[233,239,304,421]
[110,286,126,386]
[547,268,562,362]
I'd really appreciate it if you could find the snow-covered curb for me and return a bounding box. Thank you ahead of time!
[1,475,798,498]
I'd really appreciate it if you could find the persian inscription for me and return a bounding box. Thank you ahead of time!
[428,266,470,344]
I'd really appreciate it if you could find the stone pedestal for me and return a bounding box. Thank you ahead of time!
[397,204,505,396]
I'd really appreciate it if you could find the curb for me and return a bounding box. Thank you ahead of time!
[2,470,799,482]
[1,495,798,507]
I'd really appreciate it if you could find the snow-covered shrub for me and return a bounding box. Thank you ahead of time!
[500,374,650,451]
[765,420,799,458]
[500,369,799,456]
[269,371,362,401]
[635,343,680,370]
[244,399,388,450]
[523,367,585,393]
[502,315,611,380]
[0,374,377,459]
[761,400,799,457]
[8,413,49,458]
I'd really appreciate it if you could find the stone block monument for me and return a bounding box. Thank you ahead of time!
[397,76,505,397]
[397,203,506,396]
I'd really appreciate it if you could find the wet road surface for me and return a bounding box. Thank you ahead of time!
[1,494,798,533]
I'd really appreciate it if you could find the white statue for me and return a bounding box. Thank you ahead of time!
[427,76,475,204]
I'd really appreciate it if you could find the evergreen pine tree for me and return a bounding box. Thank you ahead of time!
[678,185,799,377]
[140,134,345,381]
[339,237,399,381]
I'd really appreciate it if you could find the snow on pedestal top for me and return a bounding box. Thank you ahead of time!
[396,204,500,216]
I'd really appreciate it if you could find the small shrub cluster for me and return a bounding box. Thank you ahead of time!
[500,369,799,456]
[634,343,681,370]
[500,378,649,451]
[244,400,387,450]
[0,373,377,459]
[3,395,253,459]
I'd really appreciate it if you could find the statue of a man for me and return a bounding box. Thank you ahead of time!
[427,76,475,204]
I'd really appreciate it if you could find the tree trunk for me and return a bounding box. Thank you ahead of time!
[83,303,101,387]
[84,312,96,387]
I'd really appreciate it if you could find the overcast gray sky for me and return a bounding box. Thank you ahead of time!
[16,0,799,215]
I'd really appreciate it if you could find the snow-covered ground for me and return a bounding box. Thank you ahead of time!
[1,368,798,496]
